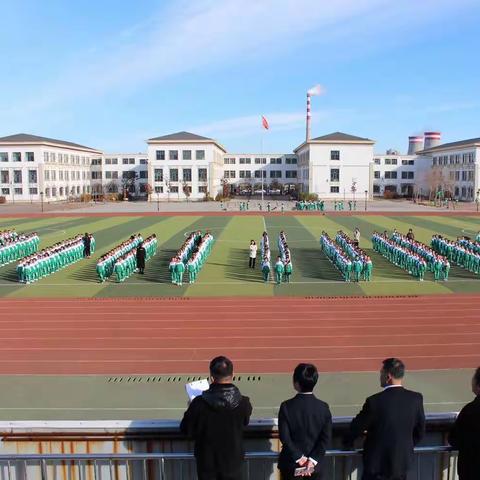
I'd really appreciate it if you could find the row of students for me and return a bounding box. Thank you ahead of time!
[295,200,325,211]
[390,232,450,280]
[277,231,293,284]
[96,234,143,282]
[187,233,214,284]
[17,234,90,284]
[335,230,373,281]
[0,233,39,266]
[169,231,203,286]
[372,232,430,281]
[432,235,480,274]
[260,232,272,282]
[0,229,18,245]
[320,232,356,282]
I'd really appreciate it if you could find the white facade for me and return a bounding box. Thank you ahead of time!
[372,154,418,196]
[0,135,100,203]
[147,133,226,201]
[295,134,375,199]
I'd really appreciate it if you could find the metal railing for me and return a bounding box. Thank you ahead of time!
[0,446,457,480]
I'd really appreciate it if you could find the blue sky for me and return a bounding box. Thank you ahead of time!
[1,0,479,154]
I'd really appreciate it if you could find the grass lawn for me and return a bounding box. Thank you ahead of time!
[1,214,480,298]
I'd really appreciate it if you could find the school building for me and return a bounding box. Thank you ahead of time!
[0,130,478,202]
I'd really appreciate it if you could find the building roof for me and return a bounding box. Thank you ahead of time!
[294,131,374,152]
[0,133,100,152]
[148,131,215,142]
[311,132,374,142]
[417,137,480,154]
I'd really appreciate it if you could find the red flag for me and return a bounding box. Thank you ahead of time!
[261,115,269,130]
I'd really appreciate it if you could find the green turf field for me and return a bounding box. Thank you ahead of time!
[1,214,480,298]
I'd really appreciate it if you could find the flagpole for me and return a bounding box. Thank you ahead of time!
[261,132,264,204]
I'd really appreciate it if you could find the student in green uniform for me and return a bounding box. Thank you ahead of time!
[274,256,284,285]
[284,260,292,283]
[175,260,185,286]
[261,257,271,283]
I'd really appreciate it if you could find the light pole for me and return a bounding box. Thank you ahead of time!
[364,190,368,211]
[157,193,160,212]
[40,191,44,213]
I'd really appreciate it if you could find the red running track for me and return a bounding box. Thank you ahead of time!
[0,295,479,375]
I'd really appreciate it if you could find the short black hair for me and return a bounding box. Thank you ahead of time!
[293,363,318,392]
[382,358,405,379]
[209,356,233,381]
[474,367,480,387]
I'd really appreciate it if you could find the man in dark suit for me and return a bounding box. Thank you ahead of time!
[82,232,91,258]
[278,363,332,479]
[136,242,146,274]
[180,356,252,480]
[448,367,480,480]
[344,358,425,480]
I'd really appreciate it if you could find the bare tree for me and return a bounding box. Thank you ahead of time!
[182,181,191,202]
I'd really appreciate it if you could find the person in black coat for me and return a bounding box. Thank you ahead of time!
[82,233,91,258]
[180,356,252,480]
[136,242,146,274]
[448,367,480,480]
[278,363,332,479]
[344,358,425,480]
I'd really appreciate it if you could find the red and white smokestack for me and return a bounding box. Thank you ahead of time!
[306,85,325,142]
[424,132,441,150]
[408,135,424,155]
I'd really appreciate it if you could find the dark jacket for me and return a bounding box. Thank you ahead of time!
[180,383,252,475]
[136,247,146,268]
[278,393,332,474]
[449,395,480,480]
[345,386,425,478]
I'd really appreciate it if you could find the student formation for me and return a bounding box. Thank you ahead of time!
[3,225,480,286]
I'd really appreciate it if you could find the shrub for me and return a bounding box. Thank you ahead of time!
[79,193,92,203]
[298,192,319,201]
[0,196,6,204]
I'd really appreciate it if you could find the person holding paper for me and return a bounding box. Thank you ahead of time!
[278,363,332,479]
[180,356,252,480]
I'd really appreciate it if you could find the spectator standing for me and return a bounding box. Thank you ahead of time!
[344,358,425,480]
[249,240,257,269]
[278,363,332,479]
[406,229,415,241]
[353,227,360,247]
[449,367,480,480]
[82,232,91,258]
[180,356,252,480]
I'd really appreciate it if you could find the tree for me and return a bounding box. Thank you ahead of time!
[144,183,153,201]
[221,177,230,198]
[121,172,138,200]
[182,181,191,201]
[351,180,357,201]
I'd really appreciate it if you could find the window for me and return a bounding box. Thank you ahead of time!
[468,171,474,181]
[198,168,207,181]
[139,171,148,179]
[269,170,282,178]
[401,171,414,180]
[140,159,147,165]
[170,186,179,193]
[14,188,22,195]
[182,150,192,160]
[169,168,178,182]
[254,170,267,178]
[1,188,9,195]
[12,152,21,162]
[0,171,8,183]
[44,170,50,181]
[52,187,57,196]
[462,171,467,181]
[59,171,64,181]
[224,170,236,179]
[154,186,164,193]
[111,158,118,165]
[105,171,112,179]
[239,158,251,164]
[239,170,252,179]
[285,157,297,164]
[330,168,340,182]
[384,171,397,179]
[28,170,37,183]
[91,158,102,165]
[196,150,205,160]
[385,158,398,165]
[198,186,207,193]
[391,158,398,165]
[402,159,415,165]
[255,158,267,164]
[373,185,380,194]
[270,158,282,164]
[26,152,34,162]
[105,158,112,165]
[455,171,460,181]
[154,169,163,182]
[374,171,380,179]
[330,186,340,193]
[122,158,129,165]
[129,158,135,165]
[13,170,22,183]
[183,168,192,181]
[0,153,8,162]
[432,157,437,166]
[330,150,340,160]
[122,171,135,180]
[91,172,102,180]
[156,150,165,160]
[285,170,297,179]
[374,158,381,165]
[29,187,38,195]
[169,150,179,160]
[224,158,236,164]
